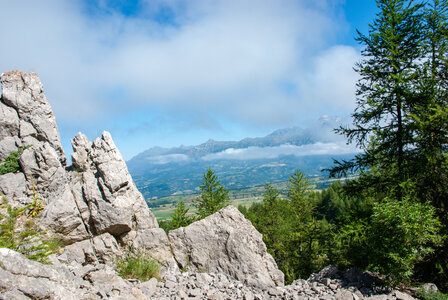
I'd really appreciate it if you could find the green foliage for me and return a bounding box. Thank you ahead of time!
[287,170,313,222]
[330,0,425,184]
[0,196,58,263]
[242,172,443,287]
[194,168,230,219]
[159,200,195,232]
[367,197,441,285]
[241,172,331,283]
[0,146,31,175]
[329,219,369,271]
[116,250,160,281]
[28,178,44,218]
[417,289,448,300]
[324,0,448,290]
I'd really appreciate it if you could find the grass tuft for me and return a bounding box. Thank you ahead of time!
[116,251,160,282]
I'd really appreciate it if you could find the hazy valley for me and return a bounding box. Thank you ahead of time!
[127,117,358,202]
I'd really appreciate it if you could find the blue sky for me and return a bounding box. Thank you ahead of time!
[0,0,378,160]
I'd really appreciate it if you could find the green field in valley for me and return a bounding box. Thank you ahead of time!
[148,176,348,221]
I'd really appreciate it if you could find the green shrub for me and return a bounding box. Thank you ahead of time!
[417,289,448,300]
[0,146,31,175]
[116,251,160,281]
[367,198,441,285]
[160,200,195,232]
[0,196,59,263]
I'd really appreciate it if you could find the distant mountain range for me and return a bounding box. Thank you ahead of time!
[127,116,359,199]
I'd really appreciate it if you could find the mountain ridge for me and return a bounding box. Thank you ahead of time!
[127,119,358,199]
[128,117,346,166]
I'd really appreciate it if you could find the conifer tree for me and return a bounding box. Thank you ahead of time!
[170,200,194,229]
[194,168,230,218]
[330,0,425,199]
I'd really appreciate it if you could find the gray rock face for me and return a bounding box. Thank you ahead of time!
[0,71,157,255]
[70,131,158,236]
[169,205,285,289]
[1,71,65,165]
[0,71,87,243]
[0,248,158,299]
[0,248,84,300]
[0,247,419,300]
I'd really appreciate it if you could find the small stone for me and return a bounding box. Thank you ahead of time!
[254,294,264,300]
[268,287,283,296]
[423,283,438,293]
[208,291,225,300]
[131,287,148,300]
[244,290,255,300]
[165,274,177,283]
[393,290,414,300]
[178,290,188,299]
[335,290,354,300]
[330,284,339,290]
[137,278,158,297]
[323,278,332,286]
[165,281,176,289]
[353,291,364,300]
[188,288,202,297]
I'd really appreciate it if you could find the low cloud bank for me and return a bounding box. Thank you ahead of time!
[145,154,189,165]
[202,143,359,161]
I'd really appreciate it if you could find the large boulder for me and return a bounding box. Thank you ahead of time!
[0,248,86,299]
[169,205,285,289]
[0,248,157,299]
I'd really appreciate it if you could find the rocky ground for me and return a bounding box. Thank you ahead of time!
[1,247,419,299]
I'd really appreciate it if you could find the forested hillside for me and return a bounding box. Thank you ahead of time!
[128,119,358,198]
[161,0,448,292]
[246,0,448,290]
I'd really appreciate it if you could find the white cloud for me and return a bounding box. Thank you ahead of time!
[0,0,360,158]
[0,0,357,116]
[297,45,361,114]
[202,142,359,161]
[146,153,189,164]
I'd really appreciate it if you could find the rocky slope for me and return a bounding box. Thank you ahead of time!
[0,71,418,299]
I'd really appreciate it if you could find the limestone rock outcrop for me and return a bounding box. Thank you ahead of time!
[0,71,158,262]
[169,205,285,289]
[70,131,157,236]
[0,248,85,300]
[0,248,159,299]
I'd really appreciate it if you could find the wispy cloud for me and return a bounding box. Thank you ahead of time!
[145,154,189,164]
[0,0,360,159]
[202,142,359,161]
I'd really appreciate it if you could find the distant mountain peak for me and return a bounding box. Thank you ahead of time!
[127,119,357,198]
